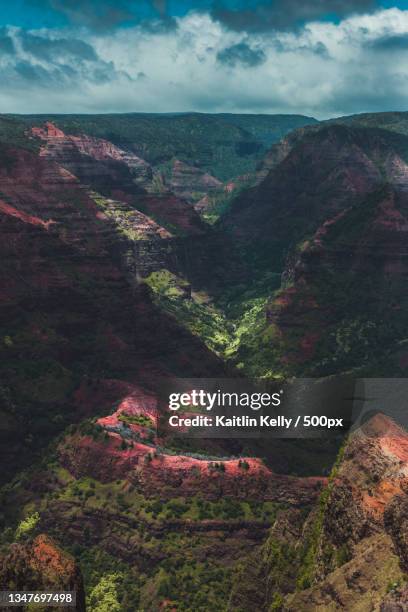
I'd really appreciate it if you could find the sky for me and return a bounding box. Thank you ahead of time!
[1,1,408,117]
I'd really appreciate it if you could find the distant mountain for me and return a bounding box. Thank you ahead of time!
[5,112,317,181]
[216,113,318,147]
[330,110,408,137]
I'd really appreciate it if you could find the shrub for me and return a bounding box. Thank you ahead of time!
[88,573,121,612]
[15,512,40,540]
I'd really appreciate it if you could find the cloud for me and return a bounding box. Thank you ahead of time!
[0,26,126,100]
[0,9,408,117]
[216,41,266,67]
[211,0,379,32]
[367,32,408,50]
[29,0,135,29]
[0,28,15,54]
[14,60,52,82]
[21,32,98,61]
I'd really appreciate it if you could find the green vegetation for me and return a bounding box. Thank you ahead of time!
[144,496,279,522]
[144,269,189,299]
[200,179,256,225]
[144,269,234,355]
[118,412,153,427]
[88,573,122,612]
[17,112,315,180]
[270,592,285,610]
[0,116,39,151]
[0,462,282,612]
[15,512,40,540]
[295,442,347,589]
[150,560,232,611]
[77,548,140,612]
[90,193,147,241]
[335,111,408,138]
[143,265,286,374]
[216,113,317,147]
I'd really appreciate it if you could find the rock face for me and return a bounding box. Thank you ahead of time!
[169,159,223,202]
[228,415,408,611]
[304,414,408,605]
[58,382,326,504]
[0,535,86,611]
[129,458,325,504]
[316,415,408,569]
[266,185,408,372]
[32,121,154,190]
[286,533,405,612]
[224,123,408,376]
[0,133,228,483]
[29,123,224,286]
[225,124,408,261]
[60,429,325,504]
[386,495,408,571]
[282,417,408,610]
[31,122,205,236]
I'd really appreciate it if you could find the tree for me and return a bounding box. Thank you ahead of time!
[88,573,121,612]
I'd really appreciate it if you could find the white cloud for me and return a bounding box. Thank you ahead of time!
[1,8,408,117]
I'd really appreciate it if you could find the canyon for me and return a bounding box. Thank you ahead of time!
[0,111,407,610]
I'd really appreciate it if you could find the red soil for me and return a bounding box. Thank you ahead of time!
[0,199,54,229]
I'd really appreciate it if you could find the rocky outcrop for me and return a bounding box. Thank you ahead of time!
[58,387,326,503]
[32,121,154,190]
[312,416,408,578]
[169,159,223,203]
[28,122,210,284]
[286,533,405,612]
[288,415,408,608]
[228,507,306,611]
[129,456,325,503]
[31,122,206,235]
[227,415,408,611]
[385,494,408,571]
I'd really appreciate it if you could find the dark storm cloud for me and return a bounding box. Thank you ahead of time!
[14,60,51,82]
[12,59,80,86]
[40,0,132,28]
[217,42,266,67]
[12,55,115,86]
[367,33,408,51]
[272,38,330,57]
[0,27,126,93]
[0,29,15,54]
[302,41,331,58]
[21,32,98,61]
[212,0,379,32]
[27,0,169,31]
